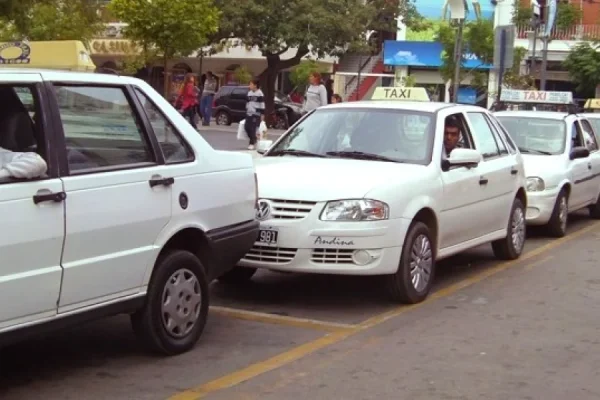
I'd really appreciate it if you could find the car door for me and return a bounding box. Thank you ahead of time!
[465,111,515,237]
[230,87,249,119]
[438,111,483,249]
[50,83,172,312]
[0,75,65,329]
[569,121,592,208]
[579,118,600,203]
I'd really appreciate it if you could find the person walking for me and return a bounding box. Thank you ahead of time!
[302,72,328,115]
[199,71,217,126]
[245,79,265,150]
[176,73,198,129]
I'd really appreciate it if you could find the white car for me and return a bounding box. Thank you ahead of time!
[0,69,259,355]
[586,113,600,143]
[495,111,600,236]
[222,87,528,304]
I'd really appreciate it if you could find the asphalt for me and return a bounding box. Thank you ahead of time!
[1,127,599,400]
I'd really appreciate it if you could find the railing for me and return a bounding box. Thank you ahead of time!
[343,52,383,101]
[516,23,600,41]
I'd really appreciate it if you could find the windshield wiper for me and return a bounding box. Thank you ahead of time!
[268,149,326,158]
[325,151,401,162]
[518,147,553,155]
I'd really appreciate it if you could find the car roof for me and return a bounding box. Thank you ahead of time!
[318,100,468,113]
[494,110,571,120]
[584,113,600,119]
[0,68,143,86]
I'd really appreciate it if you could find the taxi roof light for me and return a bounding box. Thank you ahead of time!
[499,89,573,104]
[370,86,430,102]
[584,98,600,110]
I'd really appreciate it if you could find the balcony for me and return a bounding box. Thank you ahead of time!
[516,24,600,41]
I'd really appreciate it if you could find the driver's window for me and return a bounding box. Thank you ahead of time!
[572,122,584,148]
[442,113,473,159]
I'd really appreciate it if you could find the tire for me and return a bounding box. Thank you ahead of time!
[274,113,289,130]
[215,111,231,126]
[217,266,257,284]
[492,198,526,260]
[131,250,209,356]
[384,221,435,304]
[546,190,568,237]
[588,193,600,219]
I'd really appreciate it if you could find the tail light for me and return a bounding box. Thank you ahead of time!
[254,172,259,209]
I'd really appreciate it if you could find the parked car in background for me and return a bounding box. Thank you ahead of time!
[212,85,303,129]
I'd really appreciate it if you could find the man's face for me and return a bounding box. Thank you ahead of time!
[444,125,460,152]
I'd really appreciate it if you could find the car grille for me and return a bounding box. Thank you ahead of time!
[311,248,354,264]
[242,245,297,264]
[267,199,317,220]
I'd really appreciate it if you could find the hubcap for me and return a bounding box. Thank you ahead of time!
[558,196,568,232]
[217,114,228,125]
[511,206,526,252]
[161,268,202,338]
[409,234,433,292]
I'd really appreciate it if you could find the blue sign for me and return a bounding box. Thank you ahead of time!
[383,40,492,69]
[457,87,477,104]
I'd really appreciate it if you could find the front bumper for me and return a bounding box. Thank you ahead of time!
[525,188,560,225]
[206,219,259,280]
[237,216,412,276]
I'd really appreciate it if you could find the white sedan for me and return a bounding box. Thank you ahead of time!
[495,111,600,237]
[222,88,528,304]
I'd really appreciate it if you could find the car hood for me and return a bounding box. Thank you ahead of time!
[255,156,427,201]
[521,154,566,179]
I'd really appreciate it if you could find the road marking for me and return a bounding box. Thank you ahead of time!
[168,221,600,400]
[523,255,554,271]
[210,306,357,332]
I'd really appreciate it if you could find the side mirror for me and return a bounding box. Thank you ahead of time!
[570,146,590,160]
[442,148,482,171]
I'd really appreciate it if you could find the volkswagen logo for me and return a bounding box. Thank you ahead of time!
[256,199,272,221]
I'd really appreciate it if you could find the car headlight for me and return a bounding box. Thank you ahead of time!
[320,199,389,221]
[526,177,545,192]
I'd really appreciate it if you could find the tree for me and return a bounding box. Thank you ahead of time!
[555,2,582,31]
[109,0,220,95]
[563,41,600,97]
[0,0,103,43]
[289,60,324,93]
[233,65,253,84]
[213,0,424,115]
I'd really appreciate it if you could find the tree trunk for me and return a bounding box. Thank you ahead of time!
[163,55,169,98]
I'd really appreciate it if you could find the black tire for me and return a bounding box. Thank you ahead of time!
[492,198,526,260]
[131,250,209,356]
[215,111,231,126]
[588,193,600,219]
[384,221,435,304]
[546,190,568,237]
[217,266,257,284]
[274,113,289,130]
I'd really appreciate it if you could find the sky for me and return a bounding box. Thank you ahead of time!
[414,0,495,21]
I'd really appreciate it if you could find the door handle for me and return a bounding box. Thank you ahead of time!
[149,176,175,188]
[33,190,66,205]
[510,166,518,175]
[588,163,592,170]
[479,176,488,185]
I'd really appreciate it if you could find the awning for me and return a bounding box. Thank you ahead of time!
[0,40,96,72]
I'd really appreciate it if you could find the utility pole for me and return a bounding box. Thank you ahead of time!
[539,1,551,90]
[452,18,464,103]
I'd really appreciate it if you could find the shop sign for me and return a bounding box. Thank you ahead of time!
[91,40,138,55]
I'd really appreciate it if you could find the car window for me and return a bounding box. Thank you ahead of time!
[218,86,233,97]
[496,116,566,155]
[483,114,509,155]
[231,88,247,99]
[135,88,194,163]
[580,119,599,152]
[267,108,435,165]
[489,116,518,154]
[466,112,500,159]
[588,118,600,140]
[54,85,156,173]
[572,121,584,148]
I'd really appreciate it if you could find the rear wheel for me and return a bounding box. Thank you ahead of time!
[492,198,526,260]
[384,222,435,304]
[218,266,257,284]
[215,111,231,126]
[546,190,568,237]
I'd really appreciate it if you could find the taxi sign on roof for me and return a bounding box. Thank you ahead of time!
[499,89,573,104]
[371,86,430,102]
[584,98,600,109]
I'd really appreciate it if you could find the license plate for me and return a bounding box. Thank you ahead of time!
[258,229,278,245]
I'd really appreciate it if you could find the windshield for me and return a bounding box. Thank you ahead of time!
[496,116,566,155]
[265,108,435,165]
[588,118,600,139]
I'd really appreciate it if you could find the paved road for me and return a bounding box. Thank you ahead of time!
[198,124,285,152]
[1,130,600,400]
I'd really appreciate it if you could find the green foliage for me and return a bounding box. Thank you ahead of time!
[502,46,534,89]
[289,60,324,91]
[401,75,416,87]
[555,2,582,31]
[563,41,600,96]
[512,1,533,26]
[233,65,253,84]
[0,0,103,43]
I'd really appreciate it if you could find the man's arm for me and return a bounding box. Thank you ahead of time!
[0,151,48,179]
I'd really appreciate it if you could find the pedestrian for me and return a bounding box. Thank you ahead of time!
[199,71,217,126]
[325,78,334,104]
[245,78,265,150]
[302,72,328,115]
[331,94,342,104]
[175,73,198,129]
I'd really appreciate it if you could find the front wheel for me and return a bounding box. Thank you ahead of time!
[215,111,231,126]
[131,250,209,356]
[492,198,526,260]
[384,221,435,304]
[546,190,568,237]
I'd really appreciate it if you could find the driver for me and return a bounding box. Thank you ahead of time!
[0,147,48,180]
[444,116,461,156]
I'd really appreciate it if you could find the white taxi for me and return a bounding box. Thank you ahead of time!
[222,87,527,304]
[494,90,600,237]
[583,98,600,142]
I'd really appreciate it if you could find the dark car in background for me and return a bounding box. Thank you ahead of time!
[212,85,303,129]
